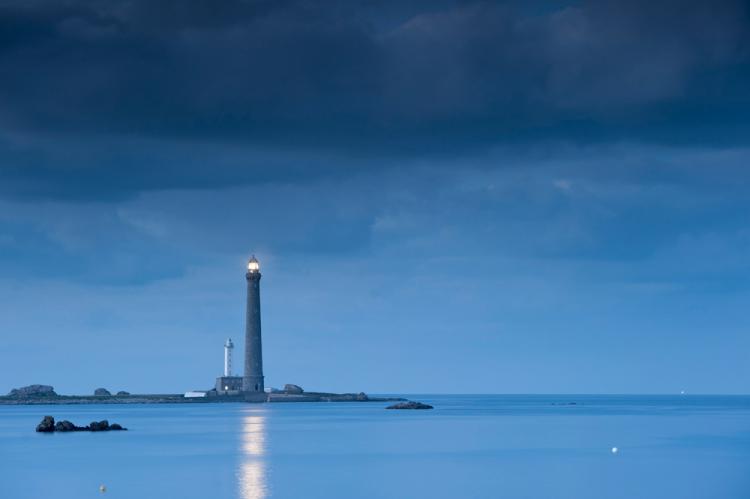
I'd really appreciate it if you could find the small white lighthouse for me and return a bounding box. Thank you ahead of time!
[215,338,242,393]
[224,338,234,377]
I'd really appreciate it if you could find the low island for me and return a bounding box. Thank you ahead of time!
[0,384,406,405]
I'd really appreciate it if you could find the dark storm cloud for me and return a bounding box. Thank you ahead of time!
[0,0,749,199]
[3,2,750,395]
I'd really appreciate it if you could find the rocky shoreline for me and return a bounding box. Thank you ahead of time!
[1,384,406,405]
[0,394,221,405]
[1,394,406,405]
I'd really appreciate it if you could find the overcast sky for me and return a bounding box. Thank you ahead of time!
[1,0,749,394]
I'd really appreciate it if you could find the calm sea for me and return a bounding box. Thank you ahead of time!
[1,395,748,498]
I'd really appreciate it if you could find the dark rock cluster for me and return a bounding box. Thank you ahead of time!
[35,416,127,432]
[35,416,55,432]
[386,401,434,410]
[8,385,57,398]
[55,420,77,432]
[283,384,304,394]
[94,388,112,396]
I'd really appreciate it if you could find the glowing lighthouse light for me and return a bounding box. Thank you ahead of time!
[247,255,260,273]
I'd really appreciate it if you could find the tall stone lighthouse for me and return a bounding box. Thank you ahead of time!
[243,255,265,396]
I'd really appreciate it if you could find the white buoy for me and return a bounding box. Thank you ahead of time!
[99,484,107,493]
[611,447,619,454]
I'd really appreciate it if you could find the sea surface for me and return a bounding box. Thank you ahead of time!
[1,395,749,499]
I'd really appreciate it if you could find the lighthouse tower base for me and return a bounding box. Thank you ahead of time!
[215,376,243,393]
[242,391,268,403]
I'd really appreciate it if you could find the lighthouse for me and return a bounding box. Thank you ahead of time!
[243,255,265,395]
[215,336,242,393]
[223,338,234,377]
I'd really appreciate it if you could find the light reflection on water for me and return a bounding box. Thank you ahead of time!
[239,412,268,499]
[2,397,748,499]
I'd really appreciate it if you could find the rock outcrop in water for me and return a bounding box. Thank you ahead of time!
[36,415,56,432]
[9,385,57,398]
[386,401,433,410]
[35,416,127,432]
[94,388,111,396]
[54,420,77,432]
[283,384,304,394]
[89,420,107,431]
[116,391,130,396]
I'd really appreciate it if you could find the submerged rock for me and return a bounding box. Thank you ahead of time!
[36,416,55,432]
[109,423,125,431]
[9,385,57,398]
[94,388,111,397]
[386,401,433,410]
[283,384,304,394]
